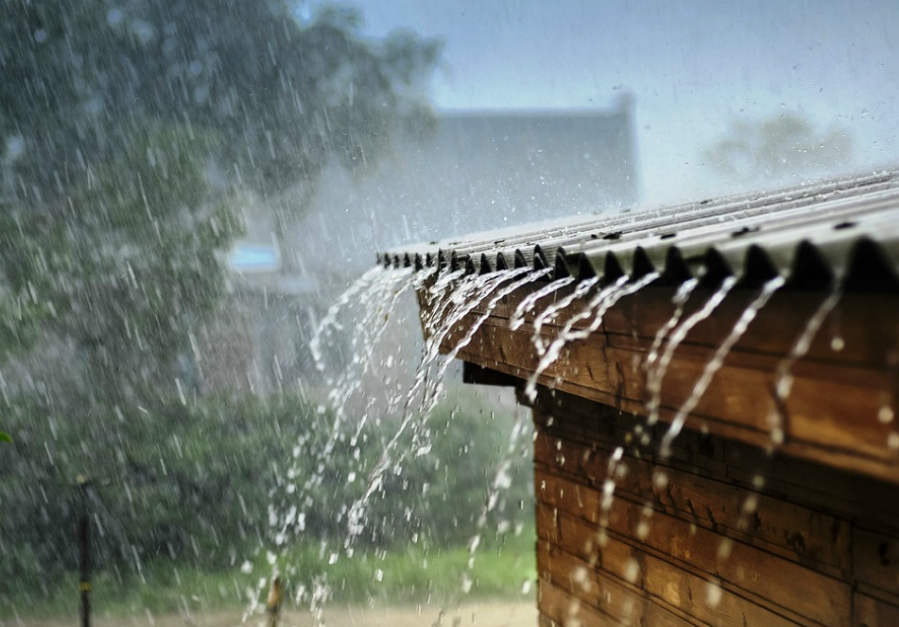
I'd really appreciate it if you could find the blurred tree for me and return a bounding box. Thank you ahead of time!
[0,0,442,578]
[1,127,241,404]
[0,0,441,391]
[1,0,441,234]
[703,113,853,184]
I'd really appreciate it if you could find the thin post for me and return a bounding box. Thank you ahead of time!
[266,576,282,627]
[76,474,91,627]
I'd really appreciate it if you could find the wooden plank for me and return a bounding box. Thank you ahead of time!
[854,593,899,627]
[539,579,626,627]
[538,568,694,627]
[854,528,899,598]
[534,431,852,572]
[536,471,853,626]
[538,542,700,627]
[464,283,899,370]
[538,538,804,627]
[448,310,899,483]
[459,315,895,460]
[537,505,825,627]
[532,395,730,478]
[722,439,899,530]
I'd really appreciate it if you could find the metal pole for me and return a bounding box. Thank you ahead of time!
[77,474,91,627]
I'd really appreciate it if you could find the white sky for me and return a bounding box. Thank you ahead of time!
[347,0,899,204]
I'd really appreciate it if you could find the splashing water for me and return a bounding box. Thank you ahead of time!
[266,267,420,598]
[309,266,386,371]
[509,275,576,331]
[346,267,546,545]
[645,277,738,429]
[531,276,601,355]
[421,267,552,414]
[644,279,699,377]
[525,272,660,402]
[404,268,528,419]
[659,276,785,456]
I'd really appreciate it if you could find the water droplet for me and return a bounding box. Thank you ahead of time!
[706,582,723,606]
[879,405,894,424]
[572,566,589,585]
[375,569,384,582]
[636,520,651,540]
[624,558,640,583]
[652,471,669,490]
[742,494,758,514]
[830,336,845,351]
[717,538,733,559]
[328,553,338,565]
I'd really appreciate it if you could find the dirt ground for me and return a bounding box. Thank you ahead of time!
[11,601,536,627]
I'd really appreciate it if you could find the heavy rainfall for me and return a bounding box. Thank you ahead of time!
[2,1,898,627]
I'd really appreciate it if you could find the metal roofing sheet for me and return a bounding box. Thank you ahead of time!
[377,169,899,291]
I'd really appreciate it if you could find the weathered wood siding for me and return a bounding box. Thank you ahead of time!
[428,283,899,484]
[532,388,899,627]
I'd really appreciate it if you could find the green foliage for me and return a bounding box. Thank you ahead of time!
[0,0,441,401]
[1,0,442,201]
[0,125,243,403]
[263,526,536,606]
[0,432,10,442]
[0,393,532,610]
[0,393,306,591]
[703,112,854,184]
[4,531,536,620]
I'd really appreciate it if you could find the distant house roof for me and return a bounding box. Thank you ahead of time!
[293,99,638,276]
[379,169,899,291]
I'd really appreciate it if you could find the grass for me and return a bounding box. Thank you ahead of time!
[270,526,537,605]
[1,527,537,621]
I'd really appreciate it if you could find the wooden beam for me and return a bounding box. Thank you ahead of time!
[419,280,899,483]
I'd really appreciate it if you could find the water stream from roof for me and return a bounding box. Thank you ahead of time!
[530,276,601,355]
[602,275,788,565]
[419,268,552,415]
[644,279,699,382]
[265,254,859,624]
[767,288,843,447]
[320,267,422,458]
[524,272,660,402]
[645,276,738,432]
[346,267,548,549]
[659,275,786,457]
[509,276,576,331]
[258,264,421,622]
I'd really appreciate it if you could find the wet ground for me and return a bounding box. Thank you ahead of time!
[15,601,536,627]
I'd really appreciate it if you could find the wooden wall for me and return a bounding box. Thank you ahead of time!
[531,387,899,627]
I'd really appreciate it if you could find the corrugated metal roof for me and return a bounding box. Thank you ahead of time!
[377,169,899,291]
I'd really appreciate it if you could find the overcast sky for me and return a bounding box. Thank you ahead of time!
[345,0,898,203]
